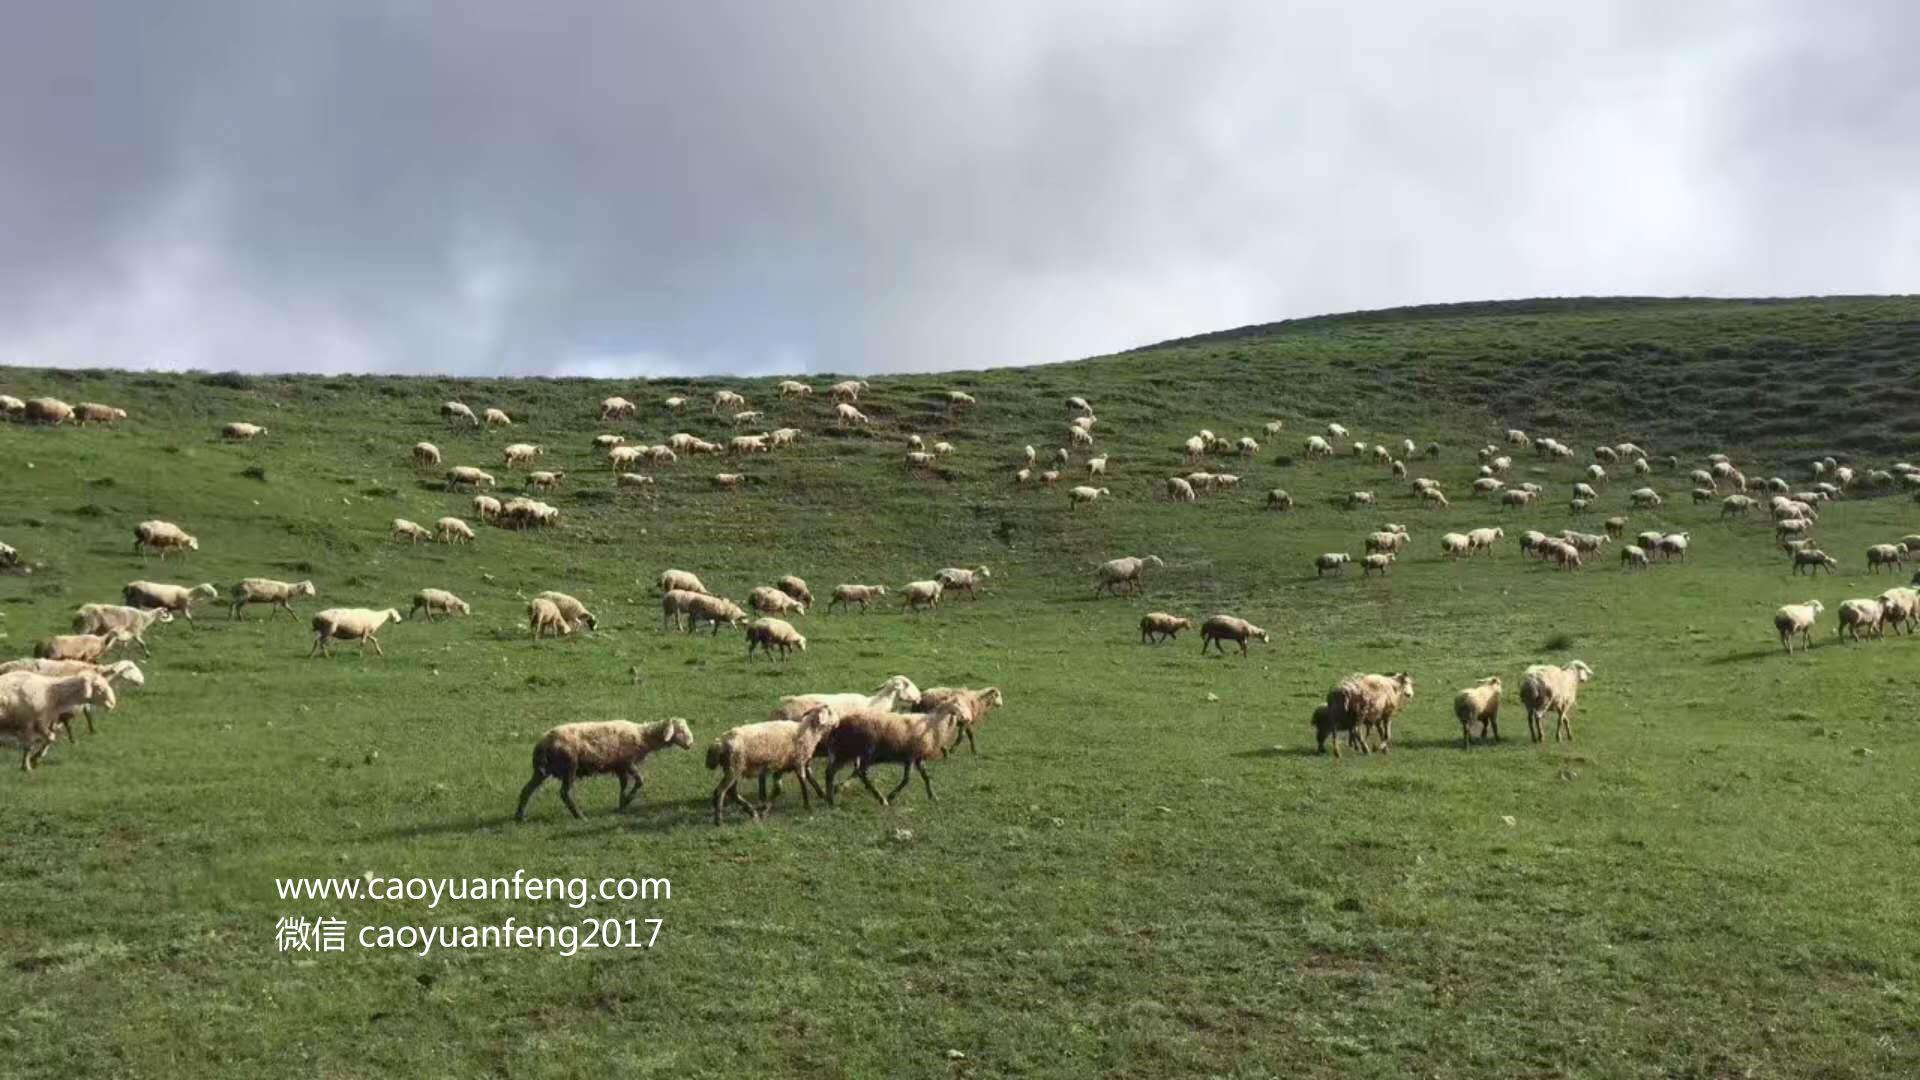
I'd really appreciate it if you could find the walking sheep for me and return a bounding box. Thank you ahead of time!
[707,705,839,824]
[1519,661,1593,742]
[1096,555,1163,597]
[827,584,888,613]
[308,608,404,658]
[133,520,199,559]
[1200,615,1269,656]
[70,605,172,655]
[515,718,695,821]
[409,588,471,622]
[1454,677,1502,744]
[745,617,807,659]
[820,704,968,806]
[228,578,316,619]
[1139,612,1193,644]
[1320,673,1416,755]
[0,671,117,771]
[124,581,218,621]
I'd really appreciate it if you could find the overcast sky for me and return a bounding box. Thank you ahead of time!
[0,1,1913,378]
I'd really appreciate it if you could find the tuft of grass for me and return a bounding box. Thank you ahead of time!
[1543,631,1577,651]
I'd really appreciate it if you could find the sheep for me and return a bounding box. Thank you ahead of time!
[1265,489,1293,510]
[1466,526,1505,555]
[527,470,565,491]
[829,379,868,402]
[1603,516,1628,539]
[659,569,710,595]
[132,520,199,559]
[1721,495,1756,518]
[0,658,142,738]
[1068,426,1094,449]
[1351,441,1368,457]
[1417,486,1451,508]
[1620,545,1650,570]
[1454,676,1502,744]
[778,380,813,398]
[901,580,944,611]
[391,518,434,544]
[1326,422,1348,438]
[601,395,638,419]
[1365,530,1410,555]
[1316,552,1352,576]
[1095,555,1163,597]
[435,516,476,545]
[75,402,127,424]
[25,397,76,424]
[1690,487,1716,505]
[1520,661,1593,742]
[1184,471,1216,492]
[684,594,750,634]
[123,580,218,621]
[933,441,955,457]
[730,410,765,427]
[1068,484,1111,509]
[502,442,544,468]
[498,497,559,528]
[1087,454,1108,476]
[663,395,687,411]
[1053,447,1071,467]
[1867,544,1907,573]
[835,402,868,427]
[1264,419,1285,434]
[934,566,990,599]
[308,608,404,658]
[1304,435,1333,457]
[745,617,807,659]
[1213,473,1242,490]
[1167,477,1197,502]
[1501,489,1539,509]
[33,631,128,663]
[535,591,597,632]
[70,604,171,654]
[819,704,968,806]
[1631,458,1652,475]
[441,401,479,425]
[1320,673,1416,755]
[412,441,442,465]
[483,408,513,426]
[221,421,266,440]
[1200,614,1268,656]
[515,717,693,821]
[1346,491,1375,509]
[616,472,655,490]
[1562,531,1610,554]
[945,390,977,413]
[445,466,496,490]
[826,584,887,613]
[905,450,935,469]
[0,541,15,568]
[1655,532,1691,561]
[409,588,471,621]
[0,394,23,418]
[658,589,702,631]
[769,427,803,448]
[1877,588,1919,635]
[1066,395,1093,415]
[1837,599,1884,643]
[1572,482,1599,501]
[711,473,746,490]
[1629,488,1663,507]
[1542,539,1584,570]
[228,577,316,620]
[1362,553,1395,576]
[0,671,117,771]
[1236,436,1260,456]
[707,705,839,822]
[767,676,923,764]
[1472,477,1506,496]
[749,585,806,617]
[1139,612,1193,644]
[1775,519,1815,544]
[607,445,644,470]
[528,597,572,640]
[1441,533,1470,558]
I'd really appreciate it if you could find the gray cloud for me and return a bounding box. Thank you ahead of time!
[0,1,1913,377]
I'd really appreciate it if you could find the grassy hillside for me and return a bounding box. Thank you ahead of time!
[2,295,1919,1079]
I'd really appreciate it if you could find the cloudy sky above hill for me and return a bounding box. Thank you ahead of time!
[0,1,1913,377]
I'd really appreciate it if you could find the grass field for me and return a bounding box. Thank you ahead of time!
[3,295,1919,1078]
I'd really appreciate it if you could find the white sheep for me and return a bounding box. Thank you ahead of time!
[412,442,441,465]
[835,403,868,427]
[1453,677,1502,743]
[309,608,404,657]
[391,518,433,544]
[1068,485,1110,508]
[483,407,513,427]
[1837,599,1884,643]
[1167,477,1197,502]
[1466,526,1505,554]
[435,517,476,544]
[1619,545,1649,570]
[0,658,142,738]
[1066,396,1093,415]
[502,442,543,468]
[221,421,267,440]
[33,631,128,663]
[1629,488,1663,507]
[528,597,572,641]
[1265,489,1293,510]
[1362,553,1395,576]
[446,466,496,490]
[601,395,638,419]
[711,473,746,490]
[1139,612,1193,644]
[663,395,687,411]
[133,520,199,559]
[706,704,839,822]
[535,591,597,631]
[1304,435,1333,457]
[1316,673,1416,755]
[916,685,1005,756]
[1087,454,1108,476]
[1345,491,1375,509]
[70,604,172,654]
[1519,661,1593,741]
[123,581,218,621]
[515,718,694,821]
[0,671,117,770]
[527,470,565,491]
[409,588,471,621]
[933,441,954,456]
[778,380,813,398]
[745,617,807,659]
[440,401,479,425]
[1095,555,1163,597]
[1440,533,1470,558]
[901,580,944,611]
[1264,419,1284,434]
[934,566,990,599]
[749,585,806,616]
[829,379,867,402]
[228,578,316,619]
[659,569,710,595]
[1316,552,1351,576]
[1200,615,1268,655]
[1866,544,1907,573]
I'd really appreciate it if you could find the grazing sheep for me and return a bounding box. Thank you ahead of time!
[435,517,475,544]
[1792,549,1838,575]
[1519,661,1593,741]
[749,585,806,617]
[901,580,944,611]
[74,402,127,424]
[527,470,565,491]
[228,578,316,619]
[658,569,710,596]
[408,588,470,621]
[132,520,199,559]
[835,402,869,427]
[1629,488,1663,507]
[1866,544,1907,573]
[778,380,813,398]
[945,390,977,413]
[1501,489,1539,509]
[1472,477,1505,496]
[663,396,687,411]
[483,408,512,426]
[1264,419,1285,435]
[0,394,24,419]
[905,450,935,470]
[308,608,404,658]
[1069,485,1110,509]
[221,421,267,440]
[608,445,645,469]
[730,411,765,428]
[516,718,694,821]
[502,442,544,468]
[769,576,812,608]
[535,591,597,631]
[707,705,839,822]
[70,604,172,654]
[1320,673,1416,755]
[445,466,496,490]
[0,671,117,771]
[829,379,868,402]
[710,472,746,490]
[1466,526,1505,554]
[1265,489,1293,510]
[826,584,888,613]
[391,518,434,544]
[1603,516,1628,539]
[33,631,128,663]
[1365,530,1409,555]
[1200,614,1268,656]
[1304,435,1333,457]
[601,395,638,419]
[1067,396,1093,415]
[1722,495,1756,517]
[1346,491,1375,509]
[412,442,442,465]
[1362,553,1395,576]
[1087,454,1108,476]
[1041,469,1061,486]
[441,401,479,425]
[1315,552,1352,576]
[1541,539,1584,570]
[1139,612,1193,644]
[616,472,655,490]
[1096,555,1164,597]
[819,704,967,806]
[1068,426,1094,448]
[1454,677,1502,744]
[684,594,750,634]
[1418,487,1451,508]
[123,580,218,621]
[1620,545,1650,570]
[1167,477,1197,502]
[770,427,802,448]
[1837,599,1884,643]
[745,617,807,659]
[528,597,572,640]
[933,441,954,456]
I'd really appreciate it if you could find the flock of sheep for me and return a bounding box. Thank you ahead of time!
[5,381,1918,814]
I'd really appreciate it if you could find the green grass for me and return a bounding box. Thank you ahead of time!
[3,295,1920,1078]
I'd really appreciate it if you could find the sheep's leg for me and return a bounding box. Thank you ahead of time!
[368,635,385,657]
[80,706,95,736]
[1488,714,1500,741]
[854,762,890,806]
[1557,706,1575,742]
[886,762,914,803]
[711,779,732,824]
[961,726,977,755]
[558,772,585,820]
[618,767,643,809]
[823,758,844,806]
[915,761,937,801]
[514,773,547,820]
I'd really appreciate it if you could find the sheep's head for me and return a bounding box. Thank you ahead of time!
[192,584,218,599]
[1477,676,1501,689]
[386,609,405,623]
[664,718,695,749]
[151,609,175,624]
[86,672,118,711]
[109,661,145,687]
[1392,673,1416,699]
[980,687,1004,710]
[1145,556,1165,568]
[295,581,316,597]
[1566,661,1593,682]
